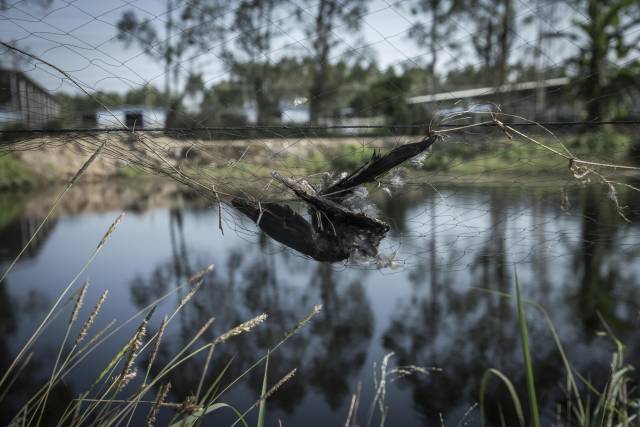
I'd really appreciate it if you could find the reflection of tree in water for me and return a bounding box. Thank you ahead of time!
[382,193,523,422]
[567,186,640,351]
[0,216,58,263]
[0,279,73,425]
[0,282,20,422]
[0,278,17,395]
[0,192,76,423]
[383,190,555,423]
[306,263,373,409]
[377,186,432,237]
[383,186,640,424]
[128,209,374,414]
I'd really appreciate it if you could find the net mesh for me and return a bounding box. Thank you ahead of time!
[1,0,639,268]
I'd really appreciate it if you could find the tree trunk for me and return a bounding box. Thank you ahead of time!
[309,0,335,125]
[585,0,606,121]
[255,74,268,124]
[429,2,439,94]
[498,0,511,86]
[164,0,173,98]
[164,97,181,127]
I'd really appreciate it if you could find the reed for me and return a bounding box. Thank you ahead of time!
[477,276,639,427]
[0,204,325,427]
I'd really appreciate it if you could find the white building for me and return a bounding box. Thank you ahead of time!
[95,106,166,129]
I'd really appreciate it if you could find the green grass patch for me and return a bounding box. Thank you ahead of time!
[421,130,636,175]
[115,164,147,179]
[0,154,38,189]
[283,144,377,174]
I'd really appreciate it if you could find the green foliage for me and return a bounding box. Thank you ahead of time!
[115,165,146,179]
[299,144,377,173]
[0,154,37,189]
[0,122,28,141]
[568,0,640,120]
[56,91,124,127]
[478,278,639,427]
[480,368,524,427]
[419,131,635,175]
[124,86,170,107]
[349,68,413,123]
[300,0,369,123]
[569,130,633,159]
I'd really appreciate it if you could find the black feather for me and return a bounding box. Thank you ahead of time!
[321,134,438,200]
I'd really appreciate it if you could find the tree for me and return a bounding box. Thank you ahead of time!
[0,0,51,11]
[56,91,123,126]
[213,57,310,125]
[198,80,247,126]
[296,0,369,124]
[227,0,287,124]
[124,86,170,108]
[349,67,413,124]
[465,0,515,86]
[520,0,563,119]
[563,0,640,120]
[407,0,462,94]
[116,0,224,126]
[0,40,34,70]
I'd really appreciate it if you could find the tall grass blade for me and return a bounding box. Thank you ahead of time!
[169,403,248,427]
[257,353,269,427]
[473,286,586,422]
[479,368,524,427]
[515,273,540,427]
[0,212,123,395]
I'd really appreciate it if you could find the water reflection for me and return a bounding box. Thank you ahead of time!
[1,180,640,425]
[127,217,374,415]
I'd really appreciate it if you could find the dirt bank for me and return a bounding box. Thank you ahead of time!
[3,134,413,187]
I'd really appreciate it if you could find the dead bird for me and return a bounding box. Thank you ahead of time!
[232,134,439,262]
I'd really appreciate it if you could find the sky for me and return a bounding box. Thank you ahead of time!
[0,0,575,96]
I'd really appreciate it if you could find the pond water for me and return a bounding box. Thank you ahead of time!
[1,178,640,426]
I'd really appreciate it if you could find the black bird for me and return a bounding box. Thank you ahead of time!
[233,134,438,262]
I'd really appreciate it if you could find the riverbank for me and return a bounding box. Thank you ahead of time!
[0,130,636,189]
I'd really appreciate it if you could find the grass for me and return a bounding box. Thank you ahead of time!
[478,275,639,427]
[0,154,38,189]
[203,129,637,181]
[515,273,540,427]
[1,130,635,197]
[423,130,636,176]
[115,164,147,179]
[0,213,324,426]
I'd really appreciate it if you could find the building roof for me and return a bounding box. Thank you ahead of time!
[95,105,166,114]
[406,77,570,105]
[0,68,59,103]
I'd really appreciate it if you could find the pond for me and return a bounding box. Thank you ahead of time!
[1,177,640,426]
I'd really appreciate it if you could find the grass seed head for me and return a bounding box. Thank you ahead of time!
[96,212,125,251]
[69,280,89,325]
[144,382,171,427]
[75,289,108,345]
[214,313,268,344]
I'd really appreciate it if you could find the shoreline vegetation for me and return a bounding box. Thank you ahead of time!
[0,130,637,190]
